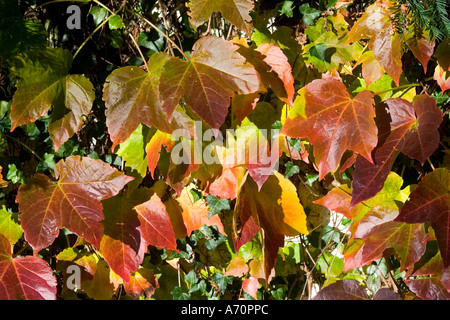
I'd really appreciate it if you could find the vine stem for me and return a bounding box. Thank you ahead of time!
[73,14,112,60]
[374,83,421,95]
[126,8,190,60]
[4,134,43,162]
[128,33,148,71]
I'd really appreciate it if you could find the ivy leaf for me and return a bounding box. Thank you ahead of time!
[103,53,195,149]
[351,95,443,206]
[299,3,321,26]
[281,78,377,179]
[10,48,94,151]
[234,171,308,283]
[313,279,368,300]
[395,168,450,267]
[159,36,262,129]
[187,0,253,35]
[0,235,57,300]
[17,156,133,252]
[206,195,230,218]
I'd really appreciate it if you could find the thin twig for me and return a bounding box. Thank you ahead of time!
[128,33,148,71]
[4,134,43,162]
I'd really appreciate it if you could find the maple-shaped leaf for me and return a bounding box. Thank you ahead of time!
[234,171,308,283]
[316,172,424,271]
[0,235,57,300]
[406,277,450,300]
[281,78,377,179]
[100,188,151,282]
[17,156,133,252]
[346,3,402,85]
[103,52,195,149]
[124,267,159,298]
[395,168,450,267]
[134,194,178,251]
[234,40,295,106]
[10,48,95,150]
[313,279,368,300]
[351,94,443,206]
[187,0,253,35]
[159,36,262,129]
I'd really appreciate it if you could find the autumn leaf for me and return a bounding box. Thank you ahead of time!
[0,234,57,300]
[408,37,435,73]
[103,53,195,149]
[234,171,308,283]
[395,168,450,267]
[242,276,259,299]
[134,193,178,252]
[100,188,151,282]
[225,256,249,277]
[281,78,377,179]
[159,36,262,129]
[351,94,443,206]
[17,156,133,252]
[313,279,368,300]
[234,40,295,105]
[124,267,159,298]
[187,0,253,35]
[9,48,95,150]
[346,3,402,85]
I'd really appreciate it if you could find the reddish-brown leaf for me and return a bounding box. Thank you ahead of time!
[0,235,57,300]
[242,276,259,299]
[313,279,368,300]
[103,53,195,149]
[124,267,159,298]
[351,95,443,206]
[281,78,377,179]
[395,168,450,267]
[17,156,133,252]
[406,277,450,300]
[100,188,151,282]
[159,36,262,129]
[409,37,435,73]
[134,194,178,251]
[209,166,246,200]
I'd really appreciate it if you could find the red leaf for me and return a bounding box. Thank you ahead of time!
[0,235,57,300]
[17,156,133,251]
[209,166,246,200]
[406,277,450,300]
[373,288,402,300]
[409,37,435,73]
[159,36,261,129]
[351,95,443,206]
[103,53,195,149]
[242,276,259,299]
[313,279,368,300]
[395,168,450,267]
[124,267,159,298]
[134,194,178,251]
[100,188,151,282]
[281,78,377,179]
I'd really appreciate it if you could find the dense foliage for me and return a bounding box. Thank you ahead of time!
[0,0,449,300]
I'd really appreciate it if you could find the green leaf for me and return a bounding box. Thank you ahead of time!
[212,273,233,294]
[6,164,25,184]
[279,1,294,18]
[299,3,322,26]
[0,206,23,245]
[206,195,230,218]
[284,161,299,178]
[171,286,191,300]
[108,15,124,30]
[90,6,108,26]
